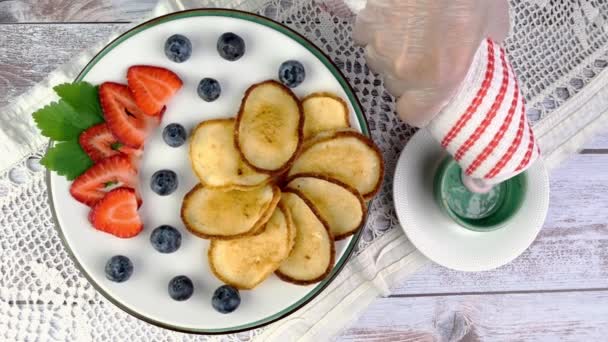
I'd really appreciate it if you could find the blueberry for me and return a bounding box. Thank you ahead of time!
[217,32,246,61]
[197,78,221,102]
[168,275,194,301]
[151,170,178,196]
[162,123,187,147]
[105,255,133,283]
[164,34,192,63]
[278,60,306,88]
[150,225,182,253]
[212,285,241,314]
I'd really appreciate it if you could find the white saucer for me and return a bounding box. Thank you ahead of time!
[393,129,550,272]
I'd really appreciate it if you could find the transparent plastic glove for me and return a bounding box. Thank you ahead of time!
[354,0,510,127]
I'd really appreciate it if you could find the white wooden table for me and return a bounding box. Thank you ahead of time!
[2,1,607,340]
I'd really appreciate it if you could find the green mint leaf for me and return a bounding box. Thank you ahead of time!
[33,82,105,141]
[41,140,93,180]
[105,181,118,188]
[54,82,104,121]
[111,142,123,150]
[34,82,107,181]
[33,101,90,141]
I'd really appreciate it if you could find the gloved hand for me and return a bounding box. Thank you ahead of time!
[319,0,537,190]
[353,0,510,127]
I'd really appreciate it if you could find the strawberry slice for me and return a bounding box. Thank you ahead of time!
[70,155,138,206]
[90,188,143,238]
[99,82,161,148]
[127,65,183,116]
[79,123,142,162]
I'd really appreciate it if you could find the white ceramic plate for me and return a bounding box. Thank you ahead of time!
[47,9,369,334]
[393,129,550,272]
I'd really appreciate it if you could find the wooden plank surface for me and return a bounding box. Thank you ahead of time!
[338,291,608,342]
[0,24,124,108]
[0,0,155,23]
[582,127,608,151]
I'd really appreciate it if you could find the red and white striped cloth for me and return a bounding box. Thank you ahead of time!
[428,38,540,185]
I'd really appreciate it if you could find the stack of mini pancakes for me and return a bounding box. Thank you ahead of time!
[181,80,384,290]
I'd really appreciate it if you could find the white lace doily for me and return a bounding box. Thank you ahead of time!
[2,0,608,341]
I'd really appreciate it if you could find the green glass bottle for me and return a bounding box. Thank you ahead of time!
[433,157,527,232]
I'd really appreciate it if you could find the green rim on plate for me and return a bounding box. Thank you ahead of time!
[46,8,371,335]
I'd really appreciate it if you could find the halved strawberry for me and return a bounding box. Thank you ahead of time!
[99,82,161,148]
[120,145,144,169]
[79,123,142,162]
[70,155,138,206]
[127,65,183,115]
[90,188,143,238]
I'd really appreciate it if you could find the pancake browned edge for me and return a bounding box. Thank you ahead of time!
[295,129,385,200]
[275,188,336,286]
[234,80,304,176]
[284,172,367,240]
[248,190,281,237]
[188,118,271,191]
[208,202,294,290]
[302,92,349,120]
[301,92,350,138]
[180,184,281,240]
